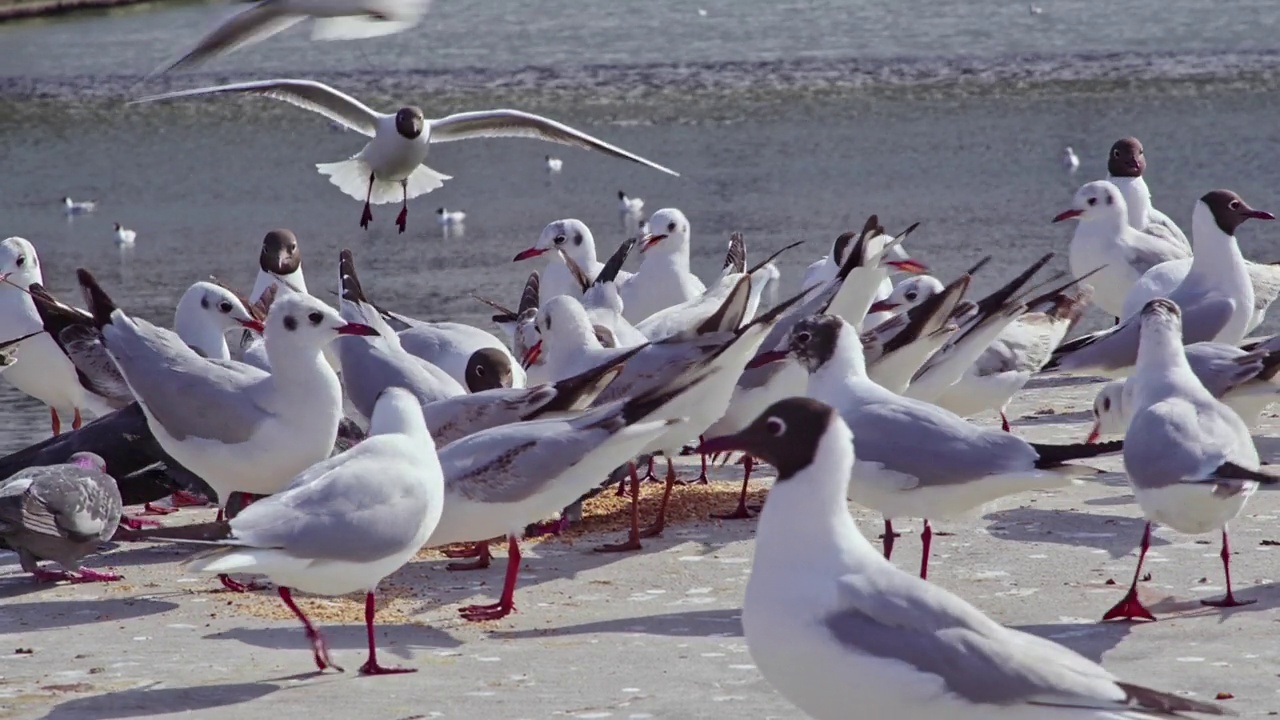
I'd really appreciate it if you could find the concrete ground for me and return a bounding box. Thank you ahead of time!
[3,376,1280,719]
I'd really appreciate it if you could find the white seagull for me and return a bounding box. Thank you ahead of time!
[619,208,706,323]
[1062,145,1079,173]
[437,207,466,228]
[131,80,679,233]
[544,155,562,173]
[698,397,1230,720]
[62,197,96,215]
[112,223,137,247]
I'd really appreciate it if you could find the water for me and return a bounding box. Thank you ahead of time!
[0,0,1279,449]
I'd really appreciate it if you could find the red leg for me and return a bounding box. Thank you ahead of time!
[442,541,485,559]
[171,490,211,507]
[1102,522,1157,622]
[120,515,162,530]
[524,516,570,538]
[215,507,225,523]
[597,462,643,552]
[72,408,82,431]
[712,455,755,520]
[141,502,180,516]
[360,172,375,229]
[31,567,72,583]
[279,587,343,672]
[50,407,61,436]
[640,456,660,483]
[920,520,932,580]
[637,458,677,538]
[691,436,709,485]
[615,473,630,496]
[219,574,265,593]
[70,567,121,583]
[880,518,898,560]
[1000,411,1011,433]
[1201,527,1256,608]
[446,542,492,571]
[459,536,521,622]
[358,591,415,675]
[395,181,408,234]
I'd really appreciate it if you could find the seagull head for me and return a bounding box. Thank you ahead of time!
[868,275,943,315]
[518,219,594,265]
[1053,180,1125,224]
[265,293,377,350]
[259,229,302,276]
[183,281,264,334]
[395,106,426,140]
[1197,189,1274,239]
[1087,380,1127,443]
[1107,137,1145,178]
[698,397,842,482]
[0,237,42,289]
[640,208,690,254]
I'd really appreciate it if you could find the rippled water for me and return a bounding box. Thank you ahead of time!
[0,0,1278,449]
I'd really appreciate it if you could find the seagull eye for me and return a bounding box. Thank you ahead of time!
[218,301,233,313]
[283,315,298,331]
[1229,200,1241,210]
[1111,149,1121,158]
[905,292,917,301]
[554,235,566,245]
[796,331,811,344]
[765,416,786,437]
[1102,396,1111,412]
[15,257,24,267]
[308,311,323,325]
[667,222,676,232]
[476,365,486,376]
[1087,197,1097,206]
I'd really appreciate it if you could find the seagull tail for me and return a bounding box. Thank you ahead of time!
[311,15,418,41]
[338,249,367,304]
[317,158,451,204]
[181,545,270,575]
[76,269,117,330]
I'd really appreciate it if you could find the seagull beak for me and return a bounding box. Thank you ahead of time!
[885,259,927,275]
[697,432,749,458]
[868,300,900,314]
[640,233,668,252]
[1246,209,1276,221]
[336,322,379,336]
[745,349,788,370]
[521,340,542,369]
[513,247,548,262]
[236,318,265,333]
[1052,208,1084,223]
[1085,423,1100,444]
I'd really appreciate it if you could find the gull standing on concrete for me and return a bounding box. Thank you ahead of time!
[1047,189,1273,376]
[619,208,706,324]
[1103,298,1278,622]
[784,314,1121,579]
[0,452,123,584]
[698,397,1230,720]
[132,80,679,233]
[183,387,444,674]
[1105,137,1190,252]
[1053,180,1190,319]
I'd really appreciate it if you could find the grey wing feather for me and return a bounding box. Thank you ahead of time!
[428,110,679,176]
[59,325,133,407]
[1184,343,1264,397]
[157,3,304,75]
[132,79,380,137]
[1123,397,1254,491]
[0,469,121,542]
[1170,294,1237,344]
[1121,235,1189,274]
[1247,262,1280,313]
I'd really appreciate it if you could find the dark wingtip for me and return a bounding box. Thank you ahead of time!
[746,239,804,276]
[535,343,648,417]
[339,248,366,304]
[77,268,116,330]
[1031,439,1123,468]
[1212,461,1280,484]
[519,272,540,313]
[723,232,746,274]
[964,255,993,276]
[595,238,636,287]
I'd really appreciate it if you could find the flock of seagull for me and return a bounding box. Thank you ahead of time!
[3,2,1279,715]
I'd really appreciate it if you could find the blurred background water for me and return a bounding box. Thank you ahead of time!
[0,0,1279,449]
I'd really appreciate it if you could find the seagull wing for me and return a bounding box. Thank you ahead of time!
[131,79,381,137]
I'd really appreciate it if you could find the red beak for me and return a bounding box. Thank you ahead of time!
[1085,423,1100,444]
[236,318,265,333]
[868,300,900,314]
[1246,209,1276,221]
[640,233,668,252]
[745,349,788,370]
[521,340,542,369]
[513,247,548,262]
[1052,208,1084,223]
[886,258,928,275]
[336,322,379,336]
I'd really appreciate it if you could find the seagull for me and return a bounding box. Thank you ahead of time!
[513,219,633,304]
[112,223,137,247]
[130,80,679,233]
[77,268,377,591]
[437,208,466,228]
[0,452,123,584]
[1105,298,1278,622]
[618,190,644,216]
[0,237,117,435]
[783,314,1121,579]
[1047,189,1273,376]
[619,208,707,324]
[154,0,432,75]
[1061,146,1079,173]
[1105,137,1191,252]
[249,229,308,306]
[182,387,444,675]
[863,275,944,329]
[544,155,562,173]
[174,281,265,361]
[697,397,1230,720]
[1053,180,1190,319]
[62,196,96,215]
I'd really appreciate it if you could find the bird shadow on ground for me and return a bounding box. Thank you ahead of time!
[93,543,195,568]
[205,622,462,660]
[984,507,1160,558]
[1013,409,1094,429]
[0,597,179,628]
[1010,621,1134,662]
[1025,375,1107,391]
[488,607,744,641]
[41,680,279,719]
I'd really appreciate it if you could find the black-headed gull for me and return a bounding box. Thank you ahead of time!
[617,189,644,216]
[437,207,466,228]
[1105,298,1278,622]
[1053,180,1190,319]
[1061,145,1079,173]
[863,274,945,330]
[373,301,524,391]
[249,229,307,305]
[619,208,706,323]
[1105,137,1191,252]
[544,155,562,173]
[174,281,265,361]
[0,238,116,435]
[513,219,633,304]
[698,398,1229,720]
[183,387,444,674]
[784,314,1121,579]
[112,223,136,248]
[132,80,679,233]
[62,196,96,215]
[156,0,432,75]
[0,452,122,584]
[1048,189,1273,376]
[78,268,377,590]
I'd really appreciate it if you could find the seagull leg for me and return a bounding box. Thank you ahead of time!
[50,408,61,436]
[171,490,211,507]
[690,436,710,485]
[640,456,660,484]
[279,586,344,672]
[1000,412,1011,433]
[879,518,898,560]
[459,536,521,621]
[358,591,415,675]
[446,541,493,571]
[360,172,375,229]
[119,515,162,531]
[69,567,121,583]
[218,574,266,593]
[1102,522,1157,622]
[141,501,180,516]
[523,515,570,539]
[919,520,933,580]
[1201,526,1256,608]
[72,408,82,431]
[31,567,72,583]
[712,455,755,520]
[596,462,644,552]
[395,180,408,234]
[638,458,677,538]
